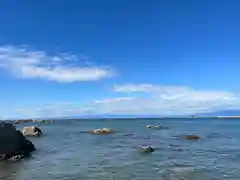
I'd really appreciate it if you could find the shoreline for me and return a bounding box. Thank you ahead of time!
[2,116,240,124]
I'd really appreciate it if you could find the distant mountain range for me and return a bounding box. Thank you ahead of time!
[18,109,240,121]
[60,114,161,119]
[197,109,240,117]
[59,110,240,119]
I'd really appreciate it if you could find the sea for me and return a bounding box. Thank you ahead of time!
[0,118,240,180]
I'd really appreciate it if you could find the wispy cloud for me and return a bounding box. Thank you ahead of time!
[111,84,239,115]
[9,84,240,119]
[113,84,236,101]
[94,97,135,104]
[0,45,114,82]
[114,84,161,92]
[113,84,235,100]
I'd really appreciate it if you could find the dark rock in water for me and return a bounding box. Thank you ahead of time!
[140,145,155,153]
[0,121,36,161]
[185,134,201,140]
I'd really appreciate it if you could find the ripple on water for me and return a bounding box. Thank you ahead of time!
[2,119,240,180]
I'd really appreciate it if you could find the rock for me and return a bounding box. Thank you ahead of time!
[22,126,42,137]
[185,134,201,140]
[90,128,115,134]
[146,125,163,129]
[8,154,25,161]
[0,121,35,161]
[0,121,16,131]
[140,144,155,153]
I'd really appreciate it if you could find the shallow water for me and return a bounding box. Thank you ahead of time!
[1,118,240,180]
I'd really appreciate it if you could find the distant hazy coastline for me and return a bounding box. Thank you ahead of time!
[2,115,240,125]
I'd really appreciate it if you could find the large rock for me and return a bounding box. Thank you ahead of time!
[89,128,115,134]
[0,121,35,160]
[146,125,164,129]
[185,134,201,140]
[22,126,42,137]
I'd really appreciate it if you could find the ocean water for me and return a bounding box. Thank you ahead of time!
[1,118,240,180]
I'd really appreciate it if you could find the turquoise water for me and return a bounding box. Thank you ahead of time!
[1,118,240,180]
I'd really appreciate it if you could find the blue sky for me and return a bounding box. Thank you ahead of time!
[0,0,240,119]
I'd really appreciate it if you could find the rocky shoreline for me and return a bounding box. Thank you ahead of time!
[0,122,36,161]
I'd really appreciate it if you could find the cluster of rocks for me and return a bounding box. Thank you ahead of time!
[146,124,201,140]
[87,125,201,154]
[143,124,201,153]
[0,119,202,161]
[0,122,36,161]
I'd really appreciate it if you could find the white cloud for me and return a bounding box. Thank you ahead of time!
[110,84,239,115]
[114,84,158,92]
[8,84,240,119]
[94,97,135,104]
[114,84,236,101]
[0,45,113,82]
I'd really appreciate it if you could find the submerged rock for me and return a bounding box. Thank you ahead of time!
[170,166,196,175]
[22,126,42,137]
[0,121,35,161]
[185,134,201,140]
[90,128,115,134]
